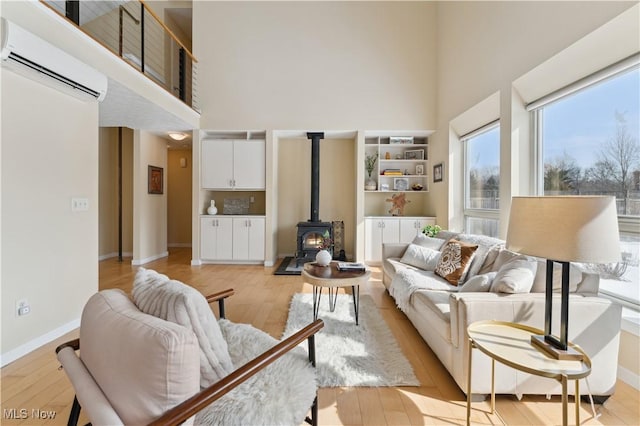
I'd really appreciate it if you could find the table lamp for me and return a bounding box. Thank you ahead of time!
[506,196,620,360]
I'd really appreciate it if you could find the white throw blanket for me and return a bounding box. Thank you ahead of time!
[389,269,456,312]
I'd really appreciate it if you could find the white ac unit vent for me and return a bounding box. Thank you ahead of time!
[1,18,107,102]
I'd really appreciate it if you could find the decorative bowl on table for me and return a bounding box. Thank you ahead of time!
[411,183,424,191]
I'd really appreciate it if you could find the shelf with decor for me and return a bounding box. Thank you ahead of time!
[364,134,430,193]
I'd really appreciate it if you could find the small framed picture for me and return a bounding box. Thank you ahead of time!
[148,165,163,194]
[404,149,424,160]
[394,177,409,191]
[380,183,390,191]
[433,163,444,183]
[415,164,424,175]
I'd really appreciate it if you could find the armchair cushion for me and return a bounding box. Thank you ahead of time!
[79,290,200,425]
[132,268,234,387]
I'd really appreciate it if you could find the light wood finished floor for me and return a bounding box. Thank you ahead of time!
[2,248,638,425]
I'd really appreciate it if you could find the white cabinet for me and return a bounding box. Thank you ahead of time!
[399,217,436,243]
[364,218,400,263]
[200,216,265,262]
[232,217,265,261]
[202,139,265,190]
[200,217,233,260]
[364,216,436,263]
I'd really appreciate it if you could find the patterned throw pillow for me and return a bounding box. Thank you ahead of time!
[434,239,479,285]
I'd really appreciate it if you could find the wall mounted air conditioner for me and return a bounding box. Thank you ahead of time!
[1,18,107,102]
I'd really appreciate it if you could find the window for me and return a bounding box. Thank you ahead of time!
[463,122,500,237]
[532,63,639,306]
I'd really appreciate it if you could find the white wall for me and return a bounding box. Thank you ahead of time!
[194,1,437,131]
[1,70,99,363]
[133,131,168,264]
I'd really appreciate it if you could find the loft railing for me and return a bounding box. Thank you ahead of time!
[40,0,199,111]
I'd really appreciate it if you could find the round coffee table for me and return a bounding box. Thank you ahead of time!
[302,261,370,325]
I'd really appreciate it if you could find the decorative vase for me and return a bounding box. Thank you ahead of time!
[315,249,332,266]
[207,200,218,215]
[365,178,377,191]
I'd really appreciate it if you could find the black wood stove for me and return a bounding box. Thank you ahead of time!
[296,132,333,264]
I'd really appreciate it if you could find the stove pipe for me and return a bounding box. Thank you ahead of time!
[306,132,324,222]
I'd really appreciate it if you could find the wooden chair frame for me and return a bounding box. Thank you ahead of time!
[57,289,324,426]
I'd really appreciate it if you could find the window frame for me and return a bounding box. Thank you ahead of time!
[462,120,501,236]
[531,62,640,310]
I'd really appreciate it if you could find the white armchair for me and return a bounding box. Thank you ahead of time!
[56,269,323,426]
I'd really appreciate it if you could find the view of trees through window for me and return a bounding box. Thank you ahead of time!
[541,68,640,217]
[538,66,639,295]
[464,125,500,237]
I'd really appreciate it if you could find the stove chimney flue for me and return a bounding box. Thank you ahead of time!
[306,132,324,223]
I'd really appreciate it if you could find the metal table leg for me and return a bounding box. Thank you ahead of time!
[351,285,359,325]
[328,287,337,312]
[312,286,322,320]
[466,338,473,426]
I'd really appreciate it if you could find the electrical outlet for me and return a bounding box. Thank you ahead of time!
[71,198,89,212]
[16,299,31,317]
[250,196,255,203]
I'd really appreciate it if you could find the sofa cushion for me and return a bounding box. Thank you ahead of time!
[458,272,497,292]
[456,234,504,280]
[490,255,537,293]
[400,244,441,271]
[491,249,520,272]
[434,239,479,285]
[80,290,200,425]
[411,290,452,343]
[530,260,583,293]
[411,233,446,250]
[132,268,234,388]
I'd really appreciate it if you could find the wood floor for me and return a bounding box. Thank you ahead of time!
[2,248,638,425]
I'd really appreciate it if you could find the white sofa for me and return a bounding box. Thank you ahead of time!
[382,231,622,400]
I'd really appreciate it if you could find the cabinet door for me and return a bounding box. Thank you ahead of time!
[365,218,400,262]
[232,217,265,260]
[247,217,265,260]
[364,218,380,262]
[399,217,437,243]
[200,217,217,259]
[201,217,233,260]
[232,218,250,260]
[202,140,234,189]
[233,140,265,189]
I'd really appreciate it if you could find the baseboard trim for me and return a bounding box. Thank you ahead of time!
[618,365,640,390]
[191,259,202,266]
[99,252,133,261]
[131,251,169,265]
[1,318,80,367]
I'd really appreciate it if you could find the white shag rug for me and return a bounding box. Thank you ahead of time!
[283,293,419,387]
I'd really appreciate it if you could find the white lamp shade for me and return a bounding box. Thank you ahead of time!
[506,196,620,263]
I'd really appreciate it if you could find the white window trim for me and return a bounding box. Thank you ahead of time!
[462,121,501,235]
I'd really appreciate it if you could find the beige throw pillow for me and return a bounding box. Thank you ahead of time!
[434,239,478,286]
[400,244,441,271]
[490,255,537,293]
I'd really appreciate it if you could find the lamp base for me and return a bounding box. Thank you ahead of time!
[531,335,584,361]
